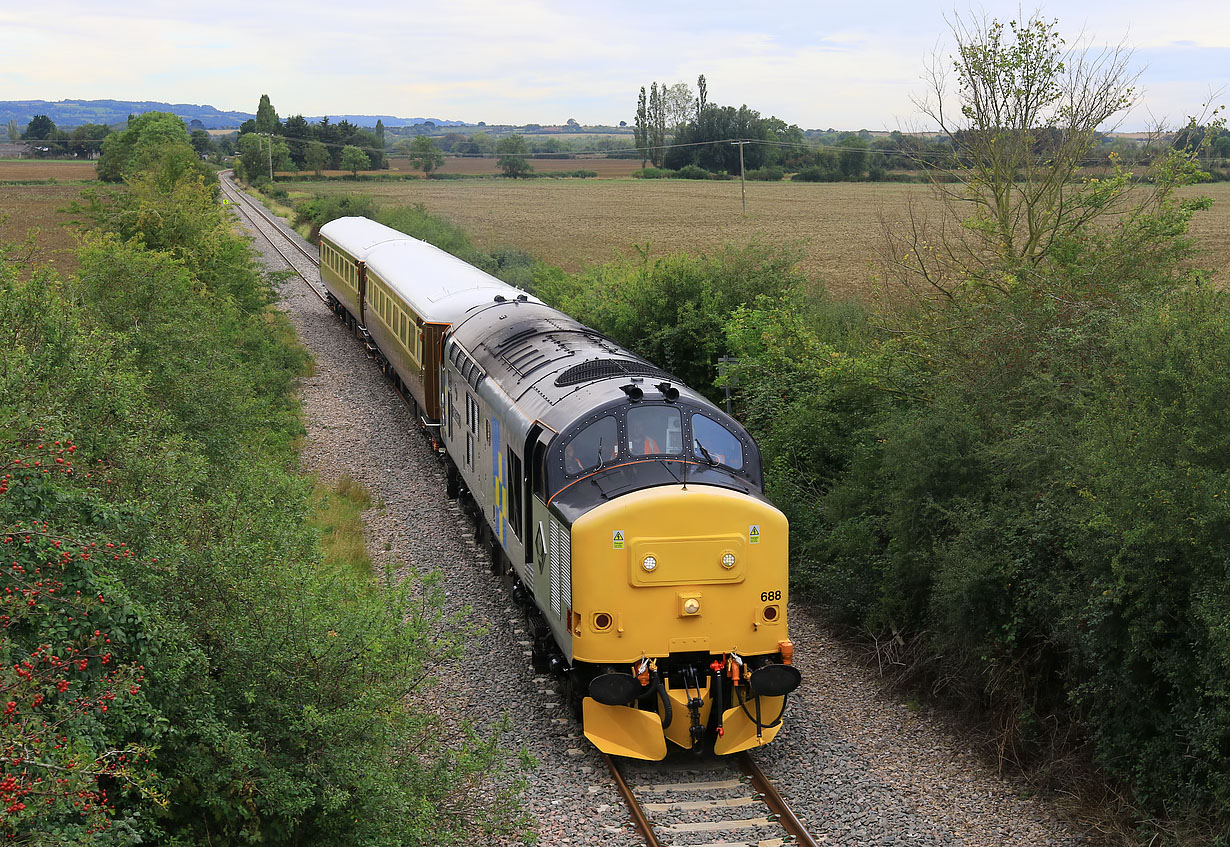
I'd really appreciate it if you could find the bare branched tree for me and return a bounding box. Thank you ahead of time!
[890,13,1141,295]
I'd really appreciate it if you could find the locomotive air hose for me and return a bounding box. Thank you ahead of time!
[651,669,672,728]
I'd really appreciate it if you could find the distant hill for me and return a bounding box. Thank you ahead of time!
[0,100,468,130]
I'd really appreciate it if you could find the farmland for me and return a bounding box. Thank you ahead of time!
[386,155,642,178]
[0,184,94,274]
[278,176,1230,299]
[0,159,97,181]
[2,161,1228,295]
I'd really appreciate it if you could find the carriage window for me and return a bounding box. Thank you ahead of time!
[564,416,618,475]
[691,414,743,470]
[627,406,682,457]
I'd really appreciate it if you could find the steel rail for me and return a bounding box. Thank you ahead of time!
[602,754,662,847]
[738,751,820,847]
[218,174,328,304]
[221,175,439,431]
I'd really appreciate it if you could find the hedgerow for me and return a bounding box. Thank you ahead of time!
[724,161,1229,842]
[2,115,529,844]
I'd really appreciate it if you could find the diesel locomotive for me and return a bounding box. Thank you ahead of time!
[317,216,801,760]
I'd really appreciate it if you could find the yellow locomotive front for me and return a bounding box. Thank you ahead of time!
[570,483,797,759]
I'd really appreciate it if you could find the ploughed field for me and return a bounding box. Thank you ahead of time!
[0,184,95,275]
[0,160,98,181]
[279,176,1230,299]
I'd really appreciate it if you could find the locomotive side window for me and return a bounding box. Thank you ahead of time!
[627,406,682,457]
[565,416,617,475]
[506,448,523,540]
[691,414,744,470]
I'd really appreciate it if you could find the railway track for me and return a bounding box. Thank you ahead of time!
[218,172,328,304]
[606,751,819,847]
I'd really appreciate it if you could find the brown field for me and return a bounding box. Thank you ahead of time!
[0,184,96,274]
[0,160,98,181]
[387,155,641,178]
[283,156,641,180]
[280,177,1230,299]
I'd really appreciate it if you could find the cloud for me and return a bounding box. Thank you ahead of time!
[5,0,1228,128]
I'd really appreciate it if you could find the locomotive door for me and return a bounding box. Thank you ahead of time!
[528,429,552,592]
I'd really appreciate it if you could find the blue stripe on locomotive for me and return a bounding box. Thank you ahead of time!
[492,416,506,546]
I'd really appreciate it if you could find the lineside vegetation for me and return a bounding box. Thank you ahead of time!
[1,113,529,844]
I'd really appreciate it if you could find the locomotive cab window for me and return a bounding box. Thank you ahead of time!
[627,406,682,457]
[564,416,618,475]
[691,414,744,471]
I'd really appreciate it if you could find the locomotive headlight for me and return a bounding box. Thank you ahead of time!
[721,552,737,569]
[642,555,658,572]
[683,597,701,615]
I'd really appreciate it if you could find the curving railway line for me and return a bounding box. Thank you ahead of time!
[223,174,824,847]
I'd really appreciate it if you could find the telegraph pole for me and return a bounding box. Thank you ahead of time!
[731,140,747,212]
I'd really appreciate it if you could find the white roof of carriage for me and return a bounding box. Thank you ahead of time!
[320,215,538,324]
[318,216,411,259]
[363,234,538,324]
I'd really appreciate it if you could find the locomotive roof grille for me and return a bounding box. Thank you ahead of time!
[554,359,675,387]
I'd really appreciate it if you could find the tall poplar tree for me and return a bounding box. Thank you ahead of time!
[648,83,667,167]
[634,87,649,168]
[255,94,280,134]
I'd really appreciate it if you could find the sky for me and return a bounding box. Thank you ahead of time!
[3,0,1228,131]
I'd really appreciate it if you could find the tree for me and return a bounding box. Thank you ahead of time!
[69,124,111,159]
[634,87,649,168]
[495,135,532,177]
[836,136,869,178]
[190,129,212,156]
[665,105,771,172]
[255,94,280,134]
[270,138,294,173]
[305,140,328,176]
[282,114,311,166]
[375,118,385,149]
[339,144,370,176]
[24,115,55,140]
[96,111,201,183]
[900,13,1140,284]
[647,83,667,167]
[237,132,268,181]
[697,74,708,117]
[6,119,17,144]
[404,135,444,177]
[665,82,694,136]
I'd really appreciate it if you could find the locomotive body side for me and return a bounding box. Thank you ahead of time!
[447,300,801,761]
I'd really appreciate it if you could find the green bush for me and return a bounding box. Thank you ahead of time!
[791,165,840,182]
[747,166,785,181]
[633,167,670,179]
[672,164,711,180]
[725,177,1229,842]
[534,244,807,399]
[294,192,377,235]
